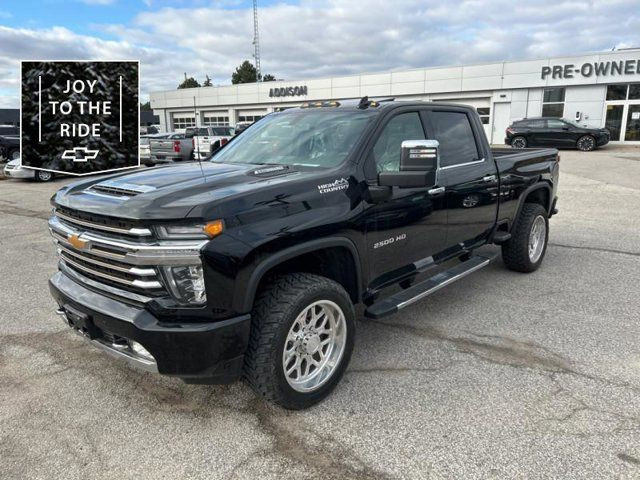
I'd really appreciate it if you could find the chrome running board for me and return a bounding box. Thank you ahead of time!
[364,254,495,319]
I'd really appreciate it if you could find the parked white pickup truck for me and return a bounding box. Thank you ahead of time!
[188,126,235,160]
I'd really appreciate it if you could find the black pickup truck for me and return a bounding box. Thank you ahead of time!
[48,99,559,409]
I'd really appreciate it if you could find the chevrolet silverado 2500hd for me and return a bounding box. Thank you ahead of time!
[48,99,559,409]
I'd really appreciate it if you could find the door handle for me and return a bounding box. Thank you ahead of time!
[482,175,497,183]
[428,186,445,196]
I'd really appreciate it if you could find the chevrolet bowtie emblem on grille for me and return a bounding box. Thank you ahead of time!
[68,234,89,251]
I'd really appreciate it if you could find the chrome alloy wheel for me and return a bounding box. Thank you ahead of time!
[577,136,595,151]
[283,300,347,393]
[528,215,546,263]
[512,137,526,148]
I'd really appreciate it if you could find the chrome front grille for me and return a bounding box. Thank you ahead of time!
[55,207,152,237]
[49,211,207,302]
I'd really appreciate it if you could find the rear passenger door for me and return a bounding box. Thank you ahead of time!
[423,108,499,252]
[522,119,546,146]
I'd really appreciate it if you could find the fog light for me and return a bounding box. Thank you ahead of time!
[129,341,154,361]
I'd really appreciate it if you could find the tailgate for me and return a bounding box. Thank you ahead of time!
[196,136,212,150]
[150,139,177,155]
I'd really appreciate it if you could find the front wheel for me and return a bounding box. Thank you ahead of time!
[244,273,355,409]
[501,203,549,273]
[576,135,596,151]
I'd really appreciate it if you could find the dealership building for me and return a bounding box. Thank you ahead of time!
[150,48,640,144]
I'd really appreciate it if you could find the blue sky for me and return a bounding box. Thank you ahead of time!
[0,0,639,107]
[0,1,284,36]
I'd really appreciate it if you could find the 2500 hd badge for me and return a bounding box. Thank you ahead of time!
[48,98,559,409]
[373,233,407,249]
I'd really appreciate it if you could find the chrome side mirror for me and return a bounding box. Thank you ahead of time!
[378,140,440,188]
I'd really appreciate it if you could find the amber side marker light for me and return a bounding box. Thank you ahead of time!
[203,220,224,238]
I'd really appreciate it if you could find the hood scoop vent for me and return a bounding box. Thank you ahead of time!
[88,180,157,199]
[249,165,292,178]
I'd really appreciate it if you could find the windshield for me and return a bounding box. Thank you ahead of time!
[211,110,375,168]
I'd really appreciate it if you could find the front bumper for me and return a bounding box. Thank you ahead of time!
[49,271,251,383]
[3,165,34,179]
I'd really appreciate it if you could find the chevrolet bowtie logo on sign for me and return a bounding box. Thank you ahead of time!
[61,147,100,163]
[68,234,89,251]
[20,61,140,176]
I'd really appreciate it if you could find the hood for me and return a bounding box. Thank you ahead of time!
[52,161,320,220]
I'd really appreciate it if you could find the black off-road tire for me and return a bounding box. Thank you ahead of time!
[243,273,355,410]
[501,203,549,273]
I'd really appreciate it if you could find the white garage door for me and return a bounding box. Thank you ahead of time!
[171,112,196,132]
[237,109,268,124]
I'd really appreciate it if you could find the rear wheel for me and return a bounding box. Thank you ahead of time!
[244,273,355,409]
[502,203,548,273]
[511,136,527,149]
[576,135,596,151]
[8,148,19,161]
[35,170,54,182]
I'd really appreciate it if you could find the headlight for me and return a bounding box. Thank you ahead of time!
[155,220,224,239]
[161,264,207,305]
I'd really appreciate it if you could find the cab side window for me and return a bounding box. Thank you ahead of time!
[372,112,425,172]
[427,111,479,168]
[547,119,566,129]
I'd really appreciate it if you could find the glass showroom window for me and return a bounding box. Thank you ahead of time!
[203,115,229,126]
[607,83,640,101]
[477,107,490,124]
[173,116,196,130]
[606,84,628,101]
[542,87,565,117]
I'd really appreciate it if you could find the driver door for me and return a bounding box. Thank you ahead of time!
[363,110,449,283]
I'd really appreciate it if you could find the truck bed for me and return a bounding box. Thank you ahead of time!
[491,147,558,160]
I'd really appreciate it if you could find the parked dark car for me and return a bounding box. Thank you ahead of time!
[0,125,20,161]
[505,117,610,151]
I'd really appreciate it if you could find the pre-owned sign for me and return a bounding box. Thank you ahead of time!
[541,59,640,80]
[20,61,139,176]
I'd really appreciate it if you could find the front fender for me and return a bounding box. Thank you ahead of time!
[235,236,362,313]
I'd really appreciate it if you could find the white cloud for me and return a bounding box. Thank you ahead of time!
[1,0,639,107]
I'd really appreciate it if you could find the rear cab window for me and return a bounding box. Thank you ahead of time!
[425,110,480,167]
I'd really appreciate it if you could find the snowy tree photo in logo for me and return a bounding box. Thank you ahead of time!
[21,61,139,175]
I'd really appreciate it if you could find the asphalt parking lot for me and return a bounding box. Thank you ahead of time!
[1,147,639,479]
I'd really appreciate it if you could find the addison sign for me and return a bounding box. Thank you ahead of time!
[268,85,308,98]
[541,59,640,80]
